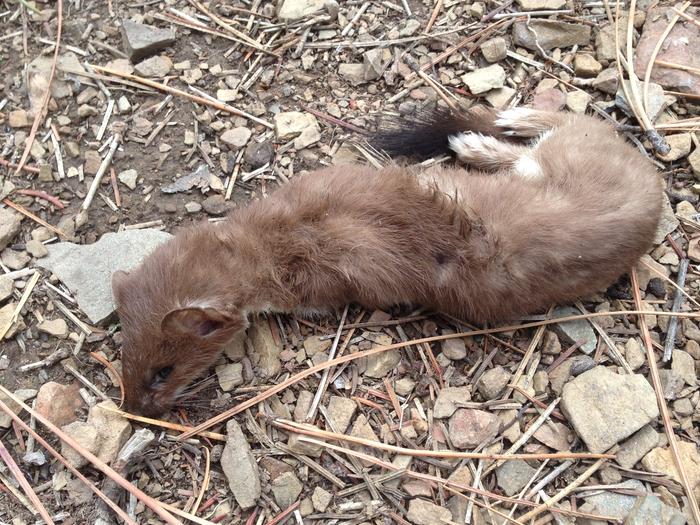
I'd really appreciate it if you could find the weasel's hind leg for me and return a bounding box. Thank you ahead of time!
[495,108,571,137]
[448,132,528,171]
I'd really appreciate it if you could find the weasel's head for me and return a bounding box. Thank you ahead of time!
[111,241,247,417]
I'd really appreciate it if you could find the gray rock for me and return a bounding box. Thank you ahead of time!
[0,389,37,428]
[407,498,453,525]
[134,55,172,78]
[593,68,620,94]
[516,0,565,9]
[580,479,644,521]
[617,425,658,469]
[364,348,401,378]
[311,487,332,512]
[671,350,696,386]
[449,408,499,449]
[61,400,131,469]
[118,169,138,190]
[273,112,320,150]
[161,164,210,194]
[461,64,506,94]
[327,395,356,433]
[338,63,367,85]
[244,140,275,168]
[624,495,686,525]
[561,367,659,453]
[249,320,281,377]
[215,363,244,392]
[121,20,176,62]
[1,249,29,270]
[512,20,591,51]
[480,37,508,62]
[441,332,468,360]
[654,194,679,243]
[496,459,537,496]
[0,276,13,302]
[38,318,69,339]
[616,81,673,122]
[433,386,471,419]
[37,229,172,324]
[26,239,48,258]
[277,0,325,20]
[553,306,597,354]
[476,366,510,400]
[271,471,303,509]
[201,194,228,216]
[221,420,261,509]
[0,207,22,251]
[221,127,252,149]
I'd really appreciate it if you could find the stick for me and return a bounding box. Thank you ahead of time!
[662,258,689,362]
[82,133,121,211]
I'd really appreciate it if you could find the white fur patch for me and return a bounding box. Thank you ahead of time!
[448,132,509,163]
[495,108,550,138]
[514,154,542,179]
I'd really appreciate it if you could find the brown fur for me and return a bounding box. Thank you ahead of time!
[113,109,663,416]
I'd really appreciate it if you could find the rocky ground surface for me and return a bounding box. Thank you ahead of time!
[0,0,700,524]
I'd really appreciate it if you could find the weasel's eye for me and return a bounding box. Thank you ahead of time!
[151,366,173,387]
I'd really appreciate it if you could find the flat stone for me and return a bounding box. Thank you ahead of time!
[327,395,356,433]
[533,422,574,451]
[485,86,517,109]
[625,494,687,525]
[433,386,471,419]
[1,249,29,270]
[37,318,69,339]
[553,306,597,354]
[248,320,281,377]
[476,366,510,400]
[221,127,252,149]
[134,55,172,78]
[616,81,673,122]
[642,441,700,492]
[273,112,321,150]
[496,459,537,496]
[202,194,228,216]
[244,140,275,168]
[161,164,210,194]
[592,68,620,94]
[277,0,325,20]
[36,229,172,324]
[449,408,499,449]
[349,414,379,465]
[441,332,468,360]
[0,389,37,428]
[574,54,603,77]
[61,400,131,468]
[532,88,567,112]
[561,366,659,453]
[311,487,332,512]
[364,343,401,379]
[579,479,643,521]
[624,338,646,371]
[271,471,303,508]
[35,382,83,427]
[690,147,700,178]
[0,207,23,251]
[9,110,30,128]
[672,349,696,386]
[121,20,176,62]
[26,239,48,258]
[656,133,691,162]
[566,90,591,113]
[406,498,453,525]
[513,20,591,51]
[118,169,138,190]
[0,276,12,302]
[480,37,508,62]
[516,0,565,8]
[221,420,261,509]
[215,363,244,392]
[0,302,25,341]
[461,64,506,94]
[654,194,680,243]
[634,6,700,97]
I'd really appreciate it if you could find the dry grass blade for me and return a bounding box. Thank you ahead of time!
[0,439,54,524]
[0,400,137,524]
[272,418,613,461]
[14,0,63,175]
[655,59,700,75]
[0,386,184,525]
[90,65,274,129]
[2,198,66,238]
[178,308,699,439]
[630,268,700,525]
[90,351,125,406]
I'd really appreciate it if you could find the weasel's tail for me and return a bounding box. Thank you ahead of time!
[370,105,502,159]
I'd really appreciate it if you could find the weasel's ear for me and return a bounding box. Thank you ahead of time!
[161,307,246,339]
[111,270,130,301]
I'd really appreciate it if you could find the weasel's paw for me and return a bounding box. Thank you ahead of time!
[448,132,522,169]
[495,107,563,137]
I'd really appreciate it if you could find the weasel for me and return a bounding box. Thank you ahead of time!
[112,107,663,416]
